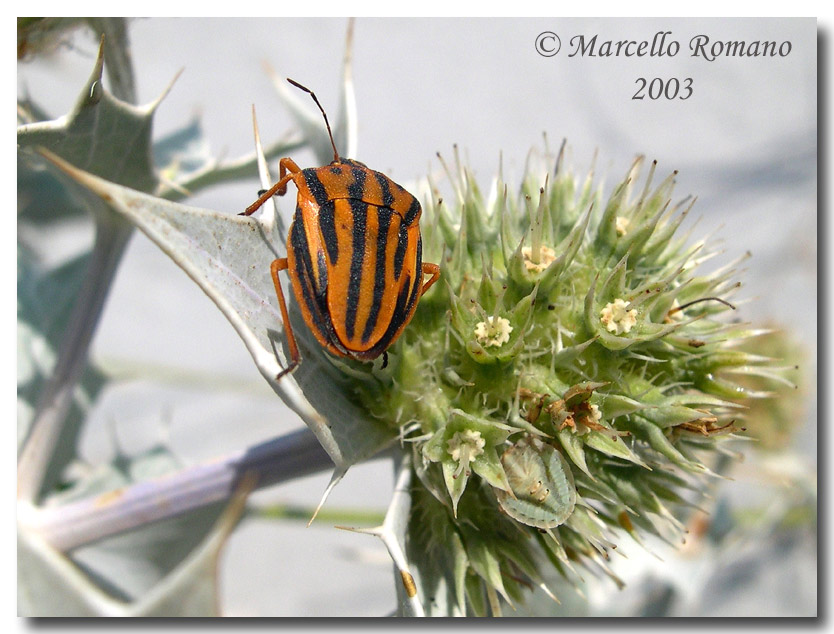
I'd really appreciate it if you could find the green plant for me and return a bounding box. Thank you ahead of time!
[17,19,801,616]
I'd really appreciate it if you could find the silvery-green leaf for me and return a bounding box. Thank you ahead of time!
[584,431,649,468]
[17,152,93,224]
[41,151,394,473]
[638,404,720,429]
[86,19,136,103]
[17,37,160,195]
[465,571,488,616]
[439,458,469,516]
[114,477,249,616]
[18,526,123,616]
[621,417,704,472]
[18,477,248,616]
[557,428,593,479]
[466,535,512,607]
[153,116,212,181]
[598,393,645,419]
[41,445,224,603]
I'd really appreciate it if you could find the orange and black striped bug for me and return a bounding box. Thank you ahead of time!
[241,78,440,378]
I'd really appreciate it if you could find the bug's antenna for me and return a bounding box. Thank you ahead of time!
[287,77,341,163]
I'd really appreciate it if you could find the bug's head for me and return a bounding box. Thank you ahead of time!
[286,77,341,164]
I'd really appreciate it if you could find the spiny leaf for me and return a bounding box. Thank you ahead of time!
[52,446,224,602]
[17,37,161,195]
[18,475,250,616]
[40,151,395,472]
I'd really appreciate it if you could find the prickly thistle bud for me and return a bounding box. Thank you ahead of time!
[349,144,791,613]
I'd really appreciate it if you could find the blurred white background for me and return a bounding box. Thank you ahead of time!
[17,17,817,616]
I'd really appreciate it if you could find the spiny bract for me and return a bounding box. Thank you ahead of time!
[343,143,786,614]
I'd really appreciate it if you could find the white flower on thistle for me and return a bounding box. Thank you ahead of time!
[474,316,513,347]
[447,429,486,478]
[600,298,638,335]
[521,245,557,272]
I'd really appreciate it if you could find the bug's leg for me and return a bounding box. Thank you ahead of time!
[419,263,441,296]
[271,258,301,378]
[240,158,303,216]
[240,174,292,217]
[275,158,302,195]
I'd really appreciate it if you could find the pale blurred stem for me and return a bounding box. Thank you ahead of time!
[24,428,333,552]
[387,454,425,617]
[160,137,305,203]
[17,20,138,503]
[17,214,133,504]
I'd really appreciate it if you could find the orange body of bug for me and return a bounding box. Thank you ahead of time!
[242,79,440,378]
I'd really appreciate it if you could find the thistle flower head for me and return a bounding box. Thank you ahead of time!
[349,145,793,614]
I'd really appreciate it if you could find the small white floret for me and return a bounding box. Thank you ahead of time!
[447,429,486,478]
[600,298,638,335]
[521,245,557,273]
[474,316,513,347]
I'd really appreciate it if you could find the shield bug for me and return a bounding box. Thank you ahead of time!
[241,78,440,377]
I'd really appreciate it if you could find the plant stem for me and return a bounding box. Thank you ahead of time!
[23,428,334,552]
[17,214,133,503]
[159,138,305,203]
